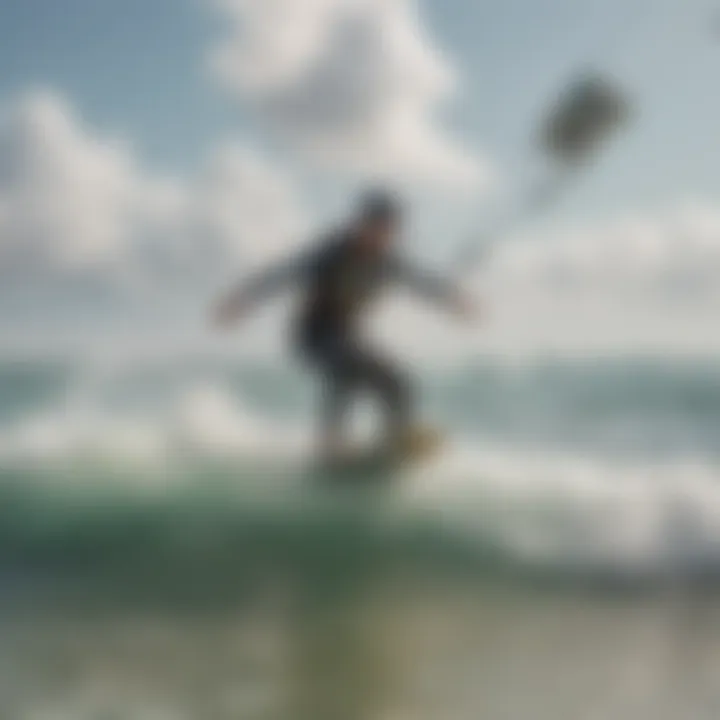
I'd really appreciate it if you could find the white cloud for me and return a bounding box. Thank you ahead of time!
[0,90,308,338]
[487,201,720,295]
[192,142,307,266]
[124,142,308,296]
[208,0,489,189]
[0,91,306,274]
[0,91,142,272]
[367,199,720,360]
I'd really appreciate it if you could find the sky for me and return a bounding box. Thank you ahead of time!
[0,0,719,359]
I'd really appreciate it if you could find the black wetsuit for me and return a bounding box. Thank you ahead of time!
[232,228,456,447]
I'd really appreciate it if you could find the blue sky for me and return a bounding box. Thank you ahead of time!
[0,0,719,356]
[0,0,236,172]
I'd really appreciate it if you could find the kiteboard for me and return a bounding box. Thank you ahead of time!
[317,425,444,485]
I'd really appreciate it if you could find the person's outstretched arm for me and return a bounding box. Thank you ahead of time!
[392,257,476,319]
[213,248,316,328]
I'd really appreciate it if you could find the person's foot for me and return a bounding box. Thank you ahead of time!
[319,441,351,467]
[387,425,441,457]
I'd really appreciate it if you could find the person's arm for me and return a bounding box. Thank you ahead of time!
[391,256,476,318]
[213,248,316,328]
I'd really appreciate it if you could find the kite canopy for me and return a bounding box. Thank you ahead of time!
[454,70,634,273]
[540,72,633,164]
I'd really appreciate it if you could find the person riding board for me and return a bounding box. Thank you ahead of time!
[213,189,477,463]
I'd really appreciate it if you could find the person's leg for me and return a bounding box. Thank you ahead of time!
[318,368,354,460]
[307,339,414,457]
[306,339,361,461]
[349,346,414,449]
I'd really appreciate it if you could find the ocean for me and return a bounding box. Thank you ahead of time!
[1,354,720,719]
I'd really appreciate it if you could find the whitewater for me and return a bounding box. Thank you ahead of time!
[2,354,720,719]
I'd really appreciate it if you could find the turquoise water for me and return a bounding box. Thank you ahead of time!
[1,356,720,718]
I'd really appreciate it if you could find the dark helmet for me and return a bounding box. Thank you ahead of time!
[358,188,402,223]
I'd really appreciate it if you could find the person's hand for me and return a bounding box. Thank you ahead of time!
[453,292,480,323]
[212,296,247,330]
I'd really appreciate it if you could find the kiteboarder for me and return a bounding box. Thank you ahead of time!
[213,189,475,463]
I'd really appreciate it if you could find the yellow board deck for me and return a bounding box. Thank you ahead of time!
[321,426,445,479]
